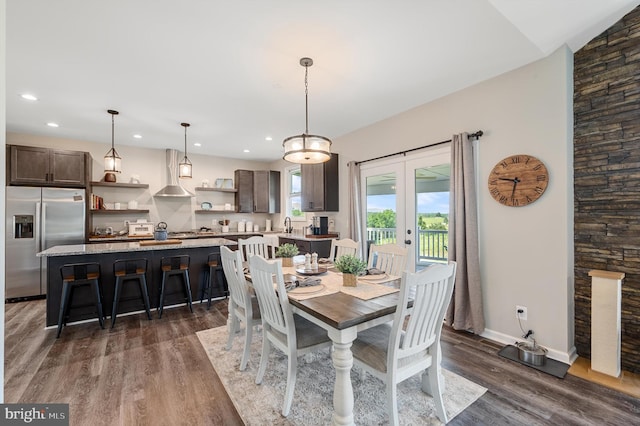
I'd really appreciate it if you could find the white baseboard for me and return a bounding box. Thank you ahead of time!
[480,328,578,365]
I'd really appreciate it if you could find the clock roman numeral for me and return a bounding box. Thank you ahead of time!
[511,197,519,206]
[533,164,543,171]
[500,161,508,169]
[511,156,521,164]
[490,188,499,196]
[489,179,497,185]
[535,186,544,194]
[537,175,546,181]
[526,195,533,203]
[499,195,508,204]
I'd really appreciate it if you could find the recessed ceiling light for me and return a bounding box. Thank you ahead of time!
[194,142,201,147]
[46,122,59,128]
[133,134,142,139]
[265,136,273,141]
[21,93,38,101]
[243,149,250,153]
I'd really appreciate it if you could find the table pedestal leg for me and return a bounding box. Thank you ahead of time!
[329,329,356,426]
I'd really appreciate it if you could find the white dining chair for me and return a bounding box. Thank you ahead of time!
[220,246,261,371]
[367,243,408,276]
[238,236,276,262]
[350,261,456,425]
[249,254,332,417]
[327,238,360,262]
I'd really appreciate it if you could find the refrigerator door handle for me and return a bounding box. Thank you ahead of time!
[40,202,47,251]
[36,201,42,252]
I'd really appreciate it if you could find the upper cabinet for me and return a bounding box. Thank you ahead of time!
[301,153,339,212]
[235,169,281,213]
[8,145,89,188]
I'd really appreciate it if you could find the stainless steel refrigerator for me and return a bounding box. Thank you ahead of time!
[5,186,86,301]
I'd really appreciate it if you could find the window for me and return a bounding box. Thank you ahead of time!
[287,167,305,220]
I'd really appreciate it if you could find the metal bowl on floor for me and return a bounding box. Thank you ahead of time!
[516,341,548,366]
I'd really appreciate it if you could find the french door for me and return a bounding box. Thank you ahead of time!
[360,146,450,272]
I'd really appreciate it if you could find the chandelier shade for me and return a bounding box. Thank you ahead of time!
[104,109,121,181]
[179,122,192,178]
[283,57,331,164]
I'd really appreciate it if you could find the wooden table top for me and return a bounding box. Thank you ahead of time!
[289,281,401,330]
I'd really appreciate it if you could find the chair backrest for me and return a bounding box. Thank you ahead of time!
[389,261,456,367]
[60,262,100,282]
[249,254,294,338]
[238,236,276,262]
[161,255,190,271]
[114,258,147,276]
[367,244,408,276]
[220,246,252,311]
[328,238,360,262]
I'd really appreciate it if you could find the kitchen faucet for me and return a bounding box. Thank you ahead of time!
[284,216,293,233]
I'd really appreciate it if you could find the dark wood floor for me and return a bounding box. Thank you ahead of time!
[5,299,639,425]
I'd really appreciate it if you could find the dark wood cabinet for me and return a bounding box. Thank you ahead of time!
[301,153,339,212]
[278,236,332,258]
[9,145,88,187]
[235,169,281,213]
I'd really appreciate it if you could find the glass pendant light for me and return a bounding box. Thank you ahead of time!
[283,57,332,164]
[103,109,121,182]
[179,122,193,178]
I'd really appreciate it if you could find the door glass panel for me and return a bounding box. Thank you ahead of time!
[365,173,398,246]
[414,164,449,268]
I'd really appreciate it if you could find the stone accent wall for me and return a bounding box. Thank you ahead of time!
[574,6,640,373]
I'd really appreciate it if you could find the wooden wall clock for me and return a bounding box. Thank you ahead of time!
[488,154,549,207]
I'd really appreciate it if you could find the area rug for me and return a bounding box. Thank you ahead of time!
[197,326,487,425]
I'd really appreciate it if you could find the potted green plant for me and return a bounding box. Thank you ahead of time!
[334,254,367,287]
[275,243,299,267]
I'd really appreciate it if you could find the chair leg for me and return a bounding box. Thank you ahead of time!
[207,267,215,309]
[387,378,399,426]
[56,282,71,338]
[424,364,448,424]
[158,272,166,318]
[91,280,105,329]
[226,306,239,351]
[240,318,252,371]
[255,329,270,385]
[183,271,193,313]
[282,347,298,417]
[139,275,152,321]
[200,269,209,304]
[111,278,122,329]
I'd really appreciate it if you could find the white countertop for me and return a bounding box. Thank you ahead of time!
[37,237,238,257]
[275,233,338,242]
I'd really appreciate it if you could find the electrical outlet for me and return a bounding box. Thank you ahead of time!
[516,305,528,321]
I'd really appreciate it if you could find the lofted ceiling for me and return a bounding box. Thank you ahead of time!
[6,1,640,161]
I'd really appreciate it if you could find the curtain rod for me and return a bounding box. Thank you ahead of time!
[354,130,483,166]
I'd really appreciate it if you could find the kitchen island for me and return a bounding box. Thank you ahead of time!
[38,238,237,327]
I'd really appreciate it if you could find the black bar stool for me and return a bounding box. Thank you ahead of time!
[158,255,193,318]
[57,262,104,338]
[200,252,225,309]
[111,258,152,328]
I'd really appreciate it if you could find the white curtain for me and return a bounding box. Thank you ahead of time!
[347,161,365,258]
[446,133,485,334]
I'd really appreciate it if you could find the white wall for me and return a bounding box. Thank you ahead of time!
[301,46,576,362]
[6,133,275,234]
[1,0,6,403]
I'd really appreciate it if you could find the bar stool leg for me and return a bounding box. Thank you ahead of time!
[139,275,152,320]
[111,277,123,329]
[200,268,210,305]
[57,281,71,338]
[184,271,193,313]
[158,272,167,319]
[92,280,105,329]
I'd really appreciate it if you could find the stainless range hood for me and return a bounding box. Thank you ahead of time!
[154,149,194,197]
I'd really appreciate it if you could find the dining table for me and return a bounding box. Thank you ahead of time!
[273,260,405,426]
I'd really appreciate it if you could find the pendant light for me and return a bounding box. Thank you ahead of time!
[179,122,193,178]
[283,57,332,164]
[103,109,121,182]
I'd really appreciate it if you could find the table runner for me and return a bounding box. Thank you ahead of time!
[282,266,399,301]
